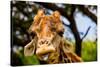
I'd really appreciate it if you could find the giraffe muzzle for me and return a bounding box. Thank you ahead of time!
[36,40,55,56]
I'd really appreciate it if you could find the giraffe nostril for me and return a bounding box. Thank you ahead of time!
[41,41,43,44]
[39,40,46,45]
[44,40,46,44]
[48,43,51,46]
[46,41,48,44]
[44,40,49,44]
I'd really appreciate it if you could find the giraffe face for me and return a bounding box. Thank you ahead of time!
[28,10,64,61]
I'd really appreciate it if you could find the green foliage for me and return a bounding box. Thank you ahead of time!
[13,49,40,65]
[23,55,40,65]
[82,41,97,61]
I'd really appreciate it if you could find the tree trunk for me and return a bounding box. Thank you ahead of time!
[69,16,82,57]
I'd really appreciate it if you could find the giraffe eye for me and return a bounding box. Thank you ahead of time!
[58,31,63,37]
[30,32,36,38]
[48,43,51,46]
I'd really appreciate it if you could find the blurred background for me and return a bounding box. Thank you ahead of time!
[11,1,97,66]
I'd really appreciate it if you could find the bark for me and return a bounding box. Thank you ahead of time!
[69,16,82,57]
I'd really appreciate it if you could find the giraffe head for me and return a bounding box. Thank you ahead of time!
[25,9,64,61]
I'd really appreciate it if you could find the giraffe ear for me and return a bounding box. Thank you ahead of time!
[24,39,36,56]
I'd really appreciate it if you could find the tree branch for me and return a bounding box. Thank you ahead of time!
[78,5,97,24]
[62,22,70,28]
[82,26,91,40]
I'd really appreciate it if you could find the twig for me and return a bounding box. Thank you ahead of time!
[82,26,91,40]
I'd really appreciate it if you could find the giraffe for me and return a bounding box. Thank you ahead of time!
[24,9,83,64]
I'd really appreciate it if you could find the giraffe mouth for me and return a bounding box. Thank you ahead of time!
[38,53,49,61]
[42,54,49,61]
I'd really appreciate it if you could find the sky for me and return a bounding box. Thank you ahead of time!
[63,9,97,42]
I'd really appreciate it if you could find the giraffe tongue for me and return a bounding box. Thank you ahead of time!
[42,54,49,61]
